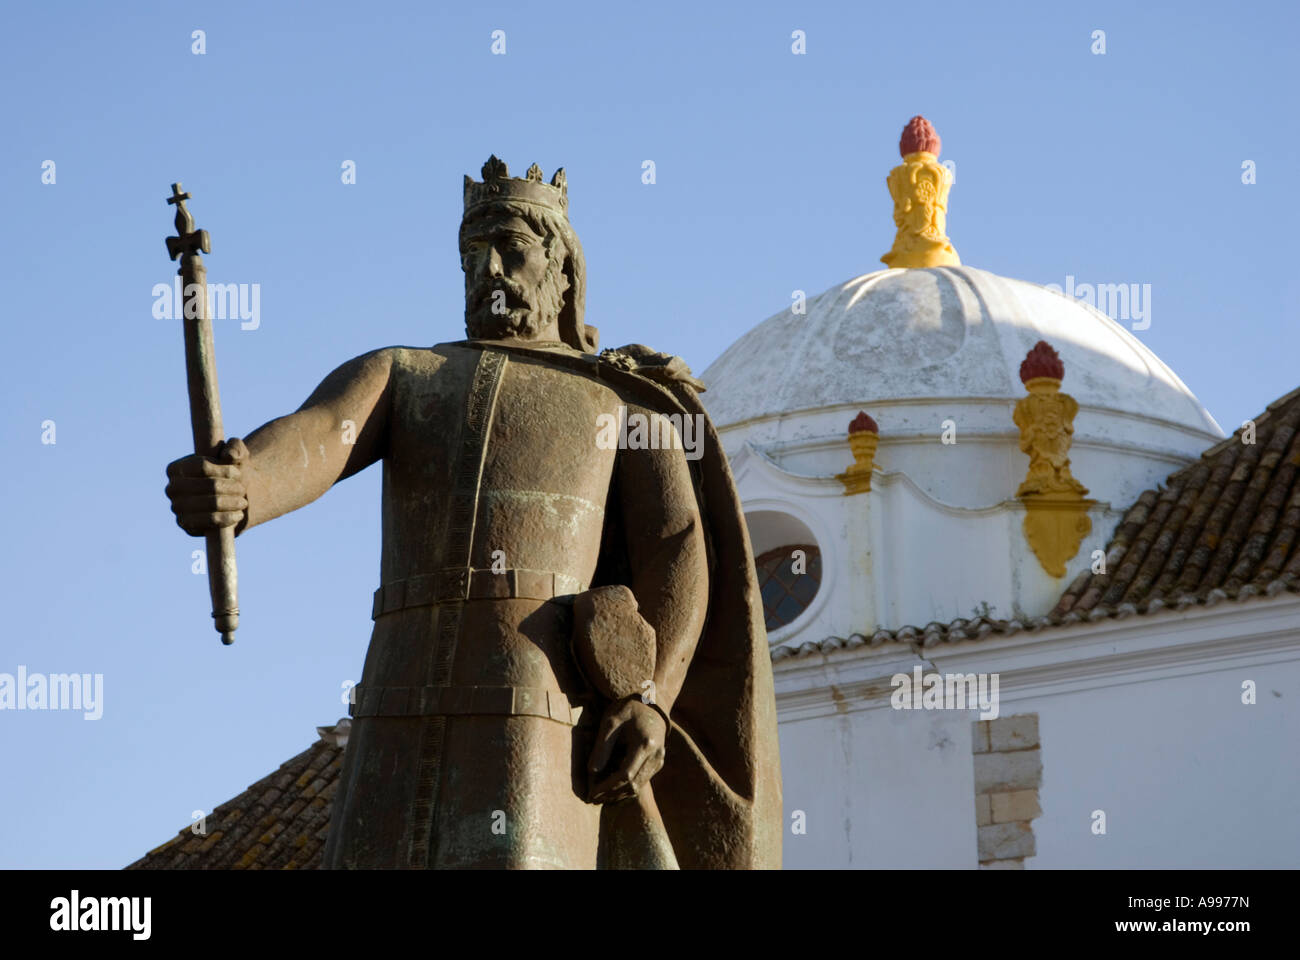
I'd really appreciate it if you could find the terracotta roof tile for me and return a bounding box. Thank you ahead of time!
[126,729,345,871]
[1054,386,1300,620]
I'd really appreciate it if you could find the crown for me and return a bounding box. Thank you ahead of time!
[463,155,569,218]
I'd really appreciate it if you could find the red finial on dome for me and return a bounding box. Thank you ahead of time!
[900,116,941,158]
[1020,340,1065,383]
[849,411,879,435]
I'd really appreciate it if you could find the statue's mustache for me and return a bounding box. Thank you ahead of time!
[471,278,529,311]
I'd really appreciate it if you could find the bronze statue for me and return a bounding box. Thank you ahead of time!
[164,157,783,868]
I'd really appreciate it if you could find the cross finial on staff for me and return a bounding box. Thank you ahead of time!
[165,181,211,261]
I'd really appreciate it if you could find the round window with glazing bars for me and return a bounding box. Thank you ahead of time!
[754,544,822,631]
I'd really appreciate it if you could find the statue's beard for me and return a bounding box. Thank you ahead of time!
[465,264,566,341]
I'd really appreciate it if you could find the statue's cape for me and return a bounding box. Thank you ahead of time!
[464,339,783,869]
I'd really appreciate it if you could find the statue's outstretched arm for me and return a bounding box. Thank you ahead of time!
[236,348,394,531]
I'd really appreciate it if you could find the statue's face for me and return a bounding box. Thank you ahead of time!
[461,213,564,341]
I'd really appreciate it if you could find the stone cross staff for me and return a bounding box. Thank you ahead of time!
[165,182,239,644]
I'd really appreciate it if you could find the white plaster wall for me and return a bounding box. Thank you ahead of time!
[772,598,1300,870]
[730,436,1123,642]
[776,663,1300,869]
[1020,661,1300,868]
[872,474,1120,626]
[779,694,978,868]
[721,404,1200,521]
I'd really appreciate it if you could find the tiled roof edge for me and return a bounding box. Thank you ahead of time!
[769,574,1300,661]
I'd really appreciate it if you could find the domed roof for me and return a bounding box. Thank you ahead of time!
[700,265,1221,440]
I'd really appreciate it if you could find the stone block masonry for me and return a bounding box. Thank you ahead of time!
[972,713,1042,869]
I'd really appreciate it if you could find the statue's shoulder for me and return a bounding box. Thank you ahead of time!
[490,340,707,399]
[377,343,476,380]
[594,343,706,393]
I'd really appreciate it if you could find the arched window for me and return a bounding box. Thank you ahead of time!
[754,544,822,631]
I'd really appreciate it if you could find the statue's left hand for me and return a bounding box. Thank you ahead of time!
[587,697,667,804]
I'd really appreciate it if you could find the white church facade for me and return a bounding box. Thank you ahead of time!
[702,118,1300,868]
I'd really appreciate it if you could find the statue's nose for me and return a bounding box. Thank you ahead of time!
[487,246,504,277]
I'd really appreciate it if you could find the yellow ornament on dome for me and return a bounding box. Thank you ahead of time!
[836,411,879,495]
[1013,341,1094,578]
[881,116,961,269]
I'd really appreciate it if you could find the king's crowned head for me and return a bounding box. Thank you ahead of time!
[458,155,596,353]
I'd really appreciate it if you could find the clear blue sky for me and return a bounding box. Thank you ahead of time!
[2,1,1296,868]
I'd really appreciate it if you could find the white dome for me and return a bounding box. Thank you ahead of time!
[701,264,1227,643]
[700,265,1221,441]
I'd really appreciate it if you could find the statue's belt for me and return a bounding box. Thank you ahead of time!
[371,568,588,620]
[349,684,585,726]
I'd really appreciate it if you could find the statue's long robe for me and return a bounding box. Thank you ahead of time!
[321,340,781,869]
